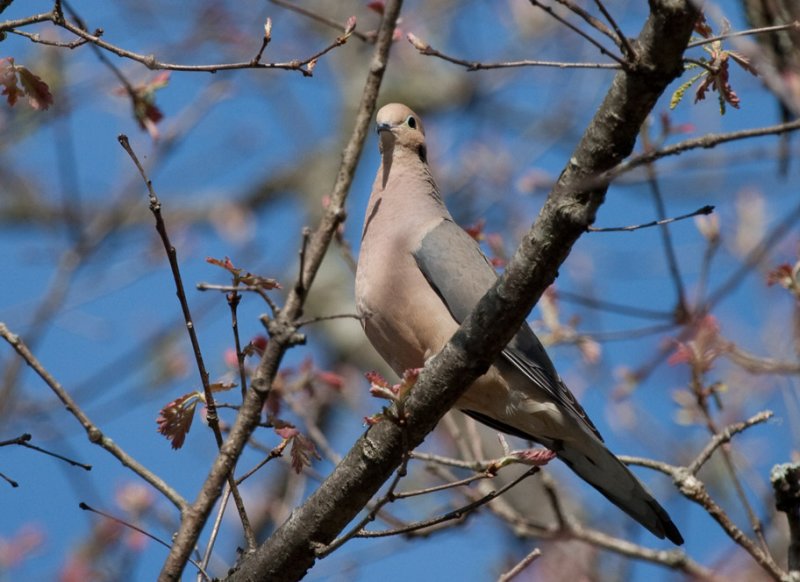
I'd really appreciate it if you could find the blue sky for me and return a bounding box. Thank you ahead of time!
[2,1,798,580]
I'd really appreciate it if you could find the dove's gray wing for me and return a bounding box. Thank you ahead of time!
[412,218,602,440]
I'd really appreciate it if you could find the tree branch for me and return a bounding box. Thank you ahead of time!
[225,2,699,581]
[0,323,187,511]
[156,2,406,580]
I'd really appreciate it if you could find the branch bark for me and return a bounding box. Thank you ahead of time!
[156,2,406,580]
[226,1,699,580]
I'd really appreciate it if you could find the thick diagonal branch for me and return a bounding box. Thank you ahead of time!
[225,2,700,581]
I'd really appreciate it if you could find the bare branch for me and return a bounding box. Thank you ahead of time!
[497,546,542,582]
[592,0,637,58]
[223,5,701,580]
[725,345,800,375]
[588,204,714,232]
[351,467,539,540]
[406,33,620,70]
[0,323,188,511]
[159,2,406,578]
[1,432,91,470]
[80,502,211,581]
[269,0,370,43]
[687,411,774,475]
[118,135,257,551]
[687,21,800,49]
[607,118,800,182]
[2,8,356,76]
[529,0,626,67]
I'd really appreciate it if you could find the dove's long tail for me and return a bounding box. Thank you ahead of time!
[557,437,683,545]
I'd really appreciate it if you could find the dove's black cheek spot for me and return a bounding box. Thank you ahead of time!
[417,144,427,164]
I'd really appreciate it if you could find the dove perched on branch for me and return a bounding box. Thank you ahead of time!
[354,103,683,545]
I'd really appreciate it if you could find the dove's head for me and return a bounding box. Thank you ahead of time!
[376,103,426,159]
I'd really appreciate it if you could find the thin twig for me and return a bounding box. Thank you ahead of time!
[196,282,280,315]
[588,204,714,232]
[0,11,52,30]
[684,56,716,73]
[295,226,312,298]
[582,322,678,342]
[2,8,356,76]
[695,231,720,308]
[555,0,617,46]
[318,453,414,557]
[393,472,493,500]
[0,323,187,510]
[688,364,772,556]
[539,471,570,529]
[7,28,88,47]
[269,0,370,42]
[556,290,674,321]
[80,502,211,580]
[687,21,800,48]
[117,135,257,552]
[725,346,800,375]
[617,455,680,476]
[592,0,636,59]
[61,2,137,96]
[606,118,800,184]
[529,0,626,67]
[687,411,774,475]
[671,471,786,579]
[199,483,232,582]
[226,290,249,401]
[497,547,542,582]
[407,33,620,70]
[2,432,92,470]
[294,312,362,328]
[647,158,688,321]
[0,471,18,488]
[251,18,272,65]
[353,467,541,539]
[235,439,290,486]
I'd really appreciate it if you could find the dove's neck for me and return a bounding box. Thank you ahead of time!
[367,148,449,223]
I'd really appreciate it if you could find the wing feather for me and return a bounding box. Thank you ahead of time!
[413,219,601,440]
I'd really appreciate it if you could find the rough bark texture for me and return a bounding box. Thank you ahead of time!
[226,1,699,580]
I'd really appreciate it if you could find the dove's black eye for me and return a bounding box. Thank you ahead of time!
[406,116,417,129]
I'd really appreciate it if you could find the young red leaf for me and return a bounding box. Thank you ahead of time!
[395,367,420,400]
[315,369,344,390]
[365,370,390,389]
[343,16,357,37]
[366,1,385,15]
[16,66,53,110]
[364,413,385,425]
[464,218,486,241]
[0,57,23,107]
[207,256,240,275]
[274,423,299,440]
[667,315,724,372]
[694,13,712,38]
[288,432,320,474]
[510,448,557,466]
[156,392,202,449]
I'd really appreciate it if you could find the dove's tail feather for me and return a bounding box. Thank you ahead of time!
[557,438,684,545]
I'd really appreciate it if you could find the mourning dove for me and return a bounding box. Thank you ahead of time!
[354,103,683,545]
